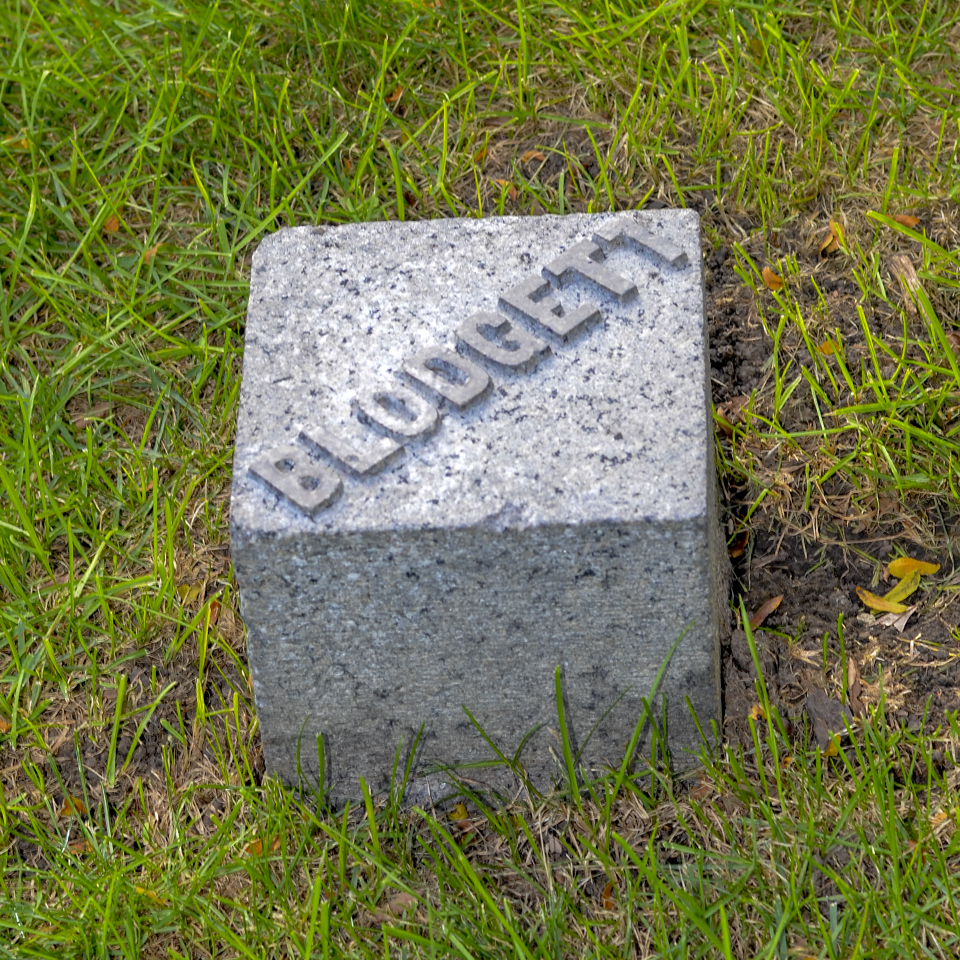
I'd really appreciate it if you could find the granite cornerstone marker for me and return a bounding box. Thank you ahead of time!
[231,211,724,798]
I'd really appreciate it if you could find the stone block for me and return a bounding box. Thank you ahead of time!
[230,211,723,801]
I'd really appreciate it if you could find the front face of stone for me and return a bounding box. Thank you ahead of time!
[231,212,721,798]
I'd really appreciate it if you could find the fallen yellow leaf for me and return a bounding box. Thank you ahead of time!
[385,85,403,104]
[521,149,546,163]
[473,146,488,163]
[888,556,940,579]
[761,266,783,291]
[144,243,160,263]
[882,568,921,606]
[68,839,94,855]
[0,717,10,734]
[856,585,907,614]
[749,703,766,721]
[177,582,203,604]
[493,179,518,201]
[135,886,167,904]
[817,340,836,355]
[823,735,840,758]
[450,801,469,822]
[61,796,88,817]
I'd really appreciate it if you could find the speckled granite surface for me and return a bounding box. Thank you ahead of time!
[231,211,723,801]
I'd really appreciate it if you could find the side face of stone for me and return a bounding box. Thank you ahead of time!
[231,212,721,800]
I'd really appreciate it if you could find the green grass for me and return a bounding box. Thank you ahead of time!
[1,0,960,956]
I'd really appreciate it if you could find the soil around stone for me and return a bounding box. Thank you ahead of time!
[705,230,960,747]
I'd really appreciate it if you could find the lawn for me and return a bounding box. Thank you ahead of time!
[1,0,960,956]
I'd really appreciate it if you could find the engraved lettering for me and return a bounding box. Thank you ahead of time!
[249,445,342,516]
[301,423,402,476]
[356,384,439,439]
[592,219,688,268]
[499,276,600,340]
[456,311,549,369]
[541,239,637,301]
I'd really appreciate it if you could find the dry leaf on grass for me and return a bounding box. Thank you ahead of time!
[60,796,88,817]
[216,604,240,642]
[689,778,712,801]
[856,586,907,614]
[384,85,403,104]
[819,220,842,257]
[144,243,160,263]
[449,801,481,839]
[473,146,487,163]
[817,340,836,355]
[888,253,920,314]
[376,893,417,920]
[244,837,281,856]
[521,149,546,163]
[846,657,865,717]
[749,595,783,629]
[728,530,748,558]
[888,556,940,578]
[761,266,783,290]
[104,214,120,233]
[715,395,750,433]
[749,703,766,721]
[876,604,918,632]
[601,881,617,910]
[71,402,111,429]
[68,839,94,855]
[493,179,518,200]
[930,810,951,832]
[0,717,11,734]
[893,213,921,228]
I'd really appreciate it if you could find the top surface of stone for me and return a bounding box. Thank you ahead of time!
[231,211,706,539]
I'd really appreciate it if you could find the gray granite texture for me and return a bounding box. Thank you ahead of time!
[231,211,723,801]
